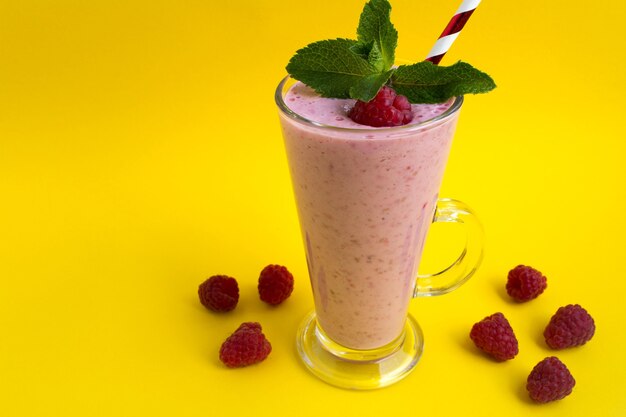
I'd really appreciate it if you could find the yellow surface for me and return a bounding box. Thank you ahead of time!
[1,0,625,415]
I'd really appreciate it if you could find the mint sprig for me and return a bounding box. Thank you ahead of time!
[286,0,495,103]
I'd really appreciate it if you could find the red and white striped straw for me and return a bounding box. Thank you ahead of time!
[425,0,481,65]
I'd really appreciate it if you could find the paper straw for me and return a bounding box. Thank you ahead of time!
[426,0,481,64]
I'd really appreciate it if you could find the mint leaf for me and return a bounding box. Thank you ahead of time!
[356,0,397,71]
[366,42,385,72]
[349,41,372,60]
[350,69,395,102]
[391,61,496,103]
[350,41,385,72]
[286,38,378,99]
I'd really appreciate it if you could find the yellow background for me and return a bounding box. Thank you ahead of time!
[1,0,625,415]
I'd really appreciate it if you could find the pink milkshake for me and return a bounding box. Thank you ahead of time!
[278,79,462,350]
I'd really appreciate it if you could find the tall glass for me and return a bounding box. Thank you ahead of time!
[276,76,483,389]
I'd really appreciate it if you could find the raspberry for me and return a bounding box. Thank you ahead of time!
[544,304,595,349]
[258,264,294,305]
[527,357,576,403]
[470,312,519,361]
[506,265,547,302]
[348,86,414,127]
[198,275,239,312]
[219,322,272,368]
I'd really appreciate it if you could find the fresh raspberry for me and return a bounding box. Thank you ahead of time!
[219,322,272,368]
[470,312,519,361]
[544,304,595,349]
[506,265,547,302]
[526,357,576,403]
[348,86,414,127]
[198,275,239,312]
[258,264,294,305]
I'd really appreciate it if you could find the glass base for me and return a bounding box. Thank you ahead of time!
[296,311,424,390]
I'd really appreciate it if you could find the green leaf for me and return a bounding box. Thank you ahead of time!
[349,41,372,60]
[391,61,497,103]
[366,42,385,72]
[350,41,385,72]
[286,38,378,99]
[356,0,397,71]
[349,68,395,101]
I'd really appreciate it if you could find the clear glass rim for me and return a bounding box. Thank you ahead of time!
[275,75,464,133]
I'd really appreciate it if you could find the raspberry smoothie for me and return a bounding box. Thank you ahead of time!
[278,79,462,350]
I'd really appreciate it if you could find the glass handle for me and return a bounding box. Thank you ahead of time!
[413,198,484,297]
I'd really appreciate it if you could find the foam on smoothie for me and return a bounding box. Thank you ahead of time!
[285,82,454,129]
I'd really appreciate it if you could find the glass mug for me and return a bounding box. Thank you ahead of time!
[276,76,483,389]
